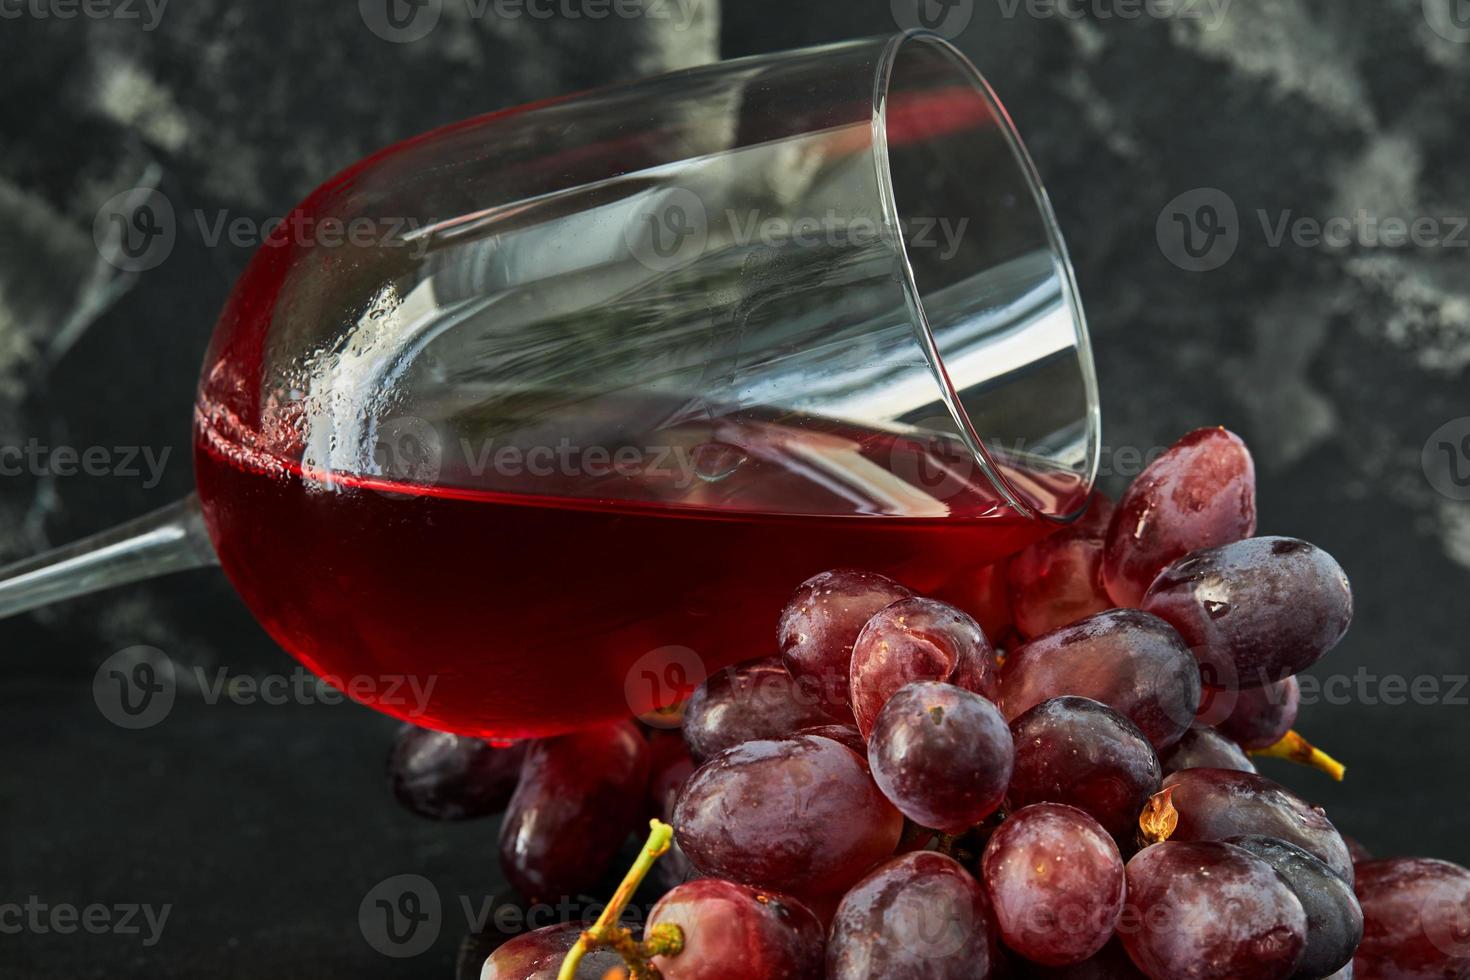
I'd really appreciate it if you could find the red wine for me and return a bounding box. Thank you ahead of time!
[194,400,1079,738]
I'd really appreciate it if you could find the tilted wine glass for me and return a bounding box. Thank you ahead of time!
[0,32,1100,737]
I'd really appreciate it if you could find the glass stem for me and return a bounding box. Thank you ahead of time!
[0,494,217,620]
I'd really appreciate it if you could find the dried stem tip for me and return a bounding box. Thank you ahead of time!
[1251,730,1347,782]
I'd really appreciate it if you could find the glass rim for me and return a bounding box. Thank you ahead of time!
[870,30,1102,523]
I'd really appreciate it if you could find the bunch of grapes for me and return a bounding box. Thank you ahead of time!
[389,427,1470,980]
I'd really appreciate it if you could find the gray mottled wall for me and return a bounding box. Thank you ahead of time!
[2,1,1469,975]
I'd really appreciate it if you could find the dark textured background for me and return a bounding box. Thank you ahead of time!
[3,0,1469,975]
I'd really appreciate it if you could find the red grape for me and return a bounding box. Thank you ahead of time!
[1159,725,1257,776]
[497,721,650,900]
[779,569,912,721]
[1121,840,1306,980]
[480,922,625,979]
[849,597,998,738]
[1013,938,1147,978]
[981,803,1126,966]
[1198,677,1300,749]
[1007,696,1162,843]
[681,656,833,761]
[1226,835,1363,979]
[827,851,1002,979]
[1143,537,1353,688]
[999,608,1201,751]
[387,726,527,820]
[1008,496,1115,640]
[648,879,824,979]
[1102,426,1257,607]
[1160,768,1354,882]
[673,734,903,898]
[794,723,867,759]
[1353,857,1470,980]
[867,682,1013,833]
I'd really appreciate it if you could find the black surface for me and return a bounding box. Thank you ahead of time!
[3,1,1470,976]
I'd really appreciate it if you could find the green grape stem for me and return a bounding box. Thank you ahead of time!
[557,820,680,980]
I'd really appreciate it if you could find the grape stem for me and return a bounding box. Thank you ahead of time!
[557,819,680,980]
[1251,730,1346,781]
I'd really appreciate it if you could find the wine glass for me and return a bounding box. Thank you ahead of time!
[0,32,1100,738]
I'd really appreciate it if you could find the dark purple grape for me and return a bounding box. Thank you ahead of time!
[673,734,903,899]
[1103,427,1257,608]
[648,879,824,979]
[1015,938,1148,979]
[1226,835,1363,979]
[868,682,1013,833]
[1198,677,1300,749]
[681,656,833,760]
[779,569,913,720]
[828,851,1001,979]
[1160,725,1257,776]
[1122,840,1306,980]
[1007,697,1161,843]
[1008,496,1115,640]
[1354,858,1470,980]
[1161,768,1354,883]
[480,922,626,979]
[1143,537,1353,688]
[849,597,998,738]
[794,724,867,759]
[981,803,1125,966]
[999,608,1201,751]
[498,721,650,901]
[387,726,528,821]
